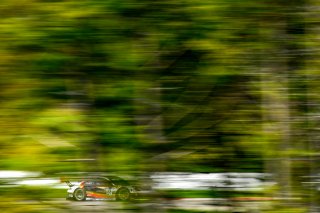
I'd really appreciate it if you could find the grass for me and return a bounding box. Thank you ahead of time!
[158,189,266,199]
[168,209,229,213]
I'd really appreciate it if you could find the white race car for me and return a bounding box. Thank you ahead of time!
[63,176,138,201]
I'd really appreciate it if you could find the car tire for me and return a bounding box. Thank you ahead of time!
[73,188,86,201]
[116,187,130,201]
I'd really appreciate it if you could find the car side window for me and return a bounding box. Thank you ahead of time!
[85,181,95,185]
[103,180,112,187]
[95,181,104,186]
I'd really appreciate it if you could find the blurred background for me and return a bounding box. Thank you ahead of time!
[0,0,319,212]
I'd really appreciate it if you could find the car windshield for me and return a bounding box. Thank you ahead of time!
[106,176,129,185]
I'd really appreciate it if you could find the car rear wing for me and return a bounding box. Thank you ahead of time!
[65,180,74,187]
[60,177,74,187]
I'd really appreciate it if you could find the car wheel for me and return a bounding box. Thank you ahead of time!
[116,187,130,201]
[73,188,86,201]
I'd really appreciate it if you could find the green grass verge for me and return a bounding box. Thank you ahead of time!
[158,189,265,199]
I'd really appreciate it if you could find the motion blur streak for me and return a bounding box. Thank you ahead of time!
[0,0,317,212]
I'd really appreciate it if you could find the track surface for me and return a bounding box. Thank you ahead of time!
[30,197,271,212]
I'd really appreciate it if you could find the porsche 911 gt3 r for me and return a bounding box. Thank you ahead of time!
[63,176,138,201]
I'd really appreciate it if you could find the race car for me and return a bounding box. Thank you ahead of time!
[63,176,138,201]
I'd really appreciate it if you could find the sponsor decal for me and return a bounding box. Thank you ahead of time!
[86,191,112,199]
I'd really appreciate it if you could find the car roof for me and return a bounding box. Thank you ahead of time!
[83,176,124,181]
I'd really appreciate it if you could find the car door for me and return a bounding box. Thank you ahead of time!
[90,179,113,198]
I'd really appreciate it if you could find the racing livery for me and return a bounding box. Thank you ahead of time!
[63,176,138,201]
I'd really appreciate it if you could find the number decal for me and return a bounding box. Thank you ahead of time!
[106,188,112,195]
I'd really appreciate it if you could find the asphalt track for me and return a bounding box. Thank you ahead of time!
[35,197,272,212]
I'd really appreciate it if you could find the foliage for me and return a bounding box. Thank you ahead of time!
[0,0,318,212]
